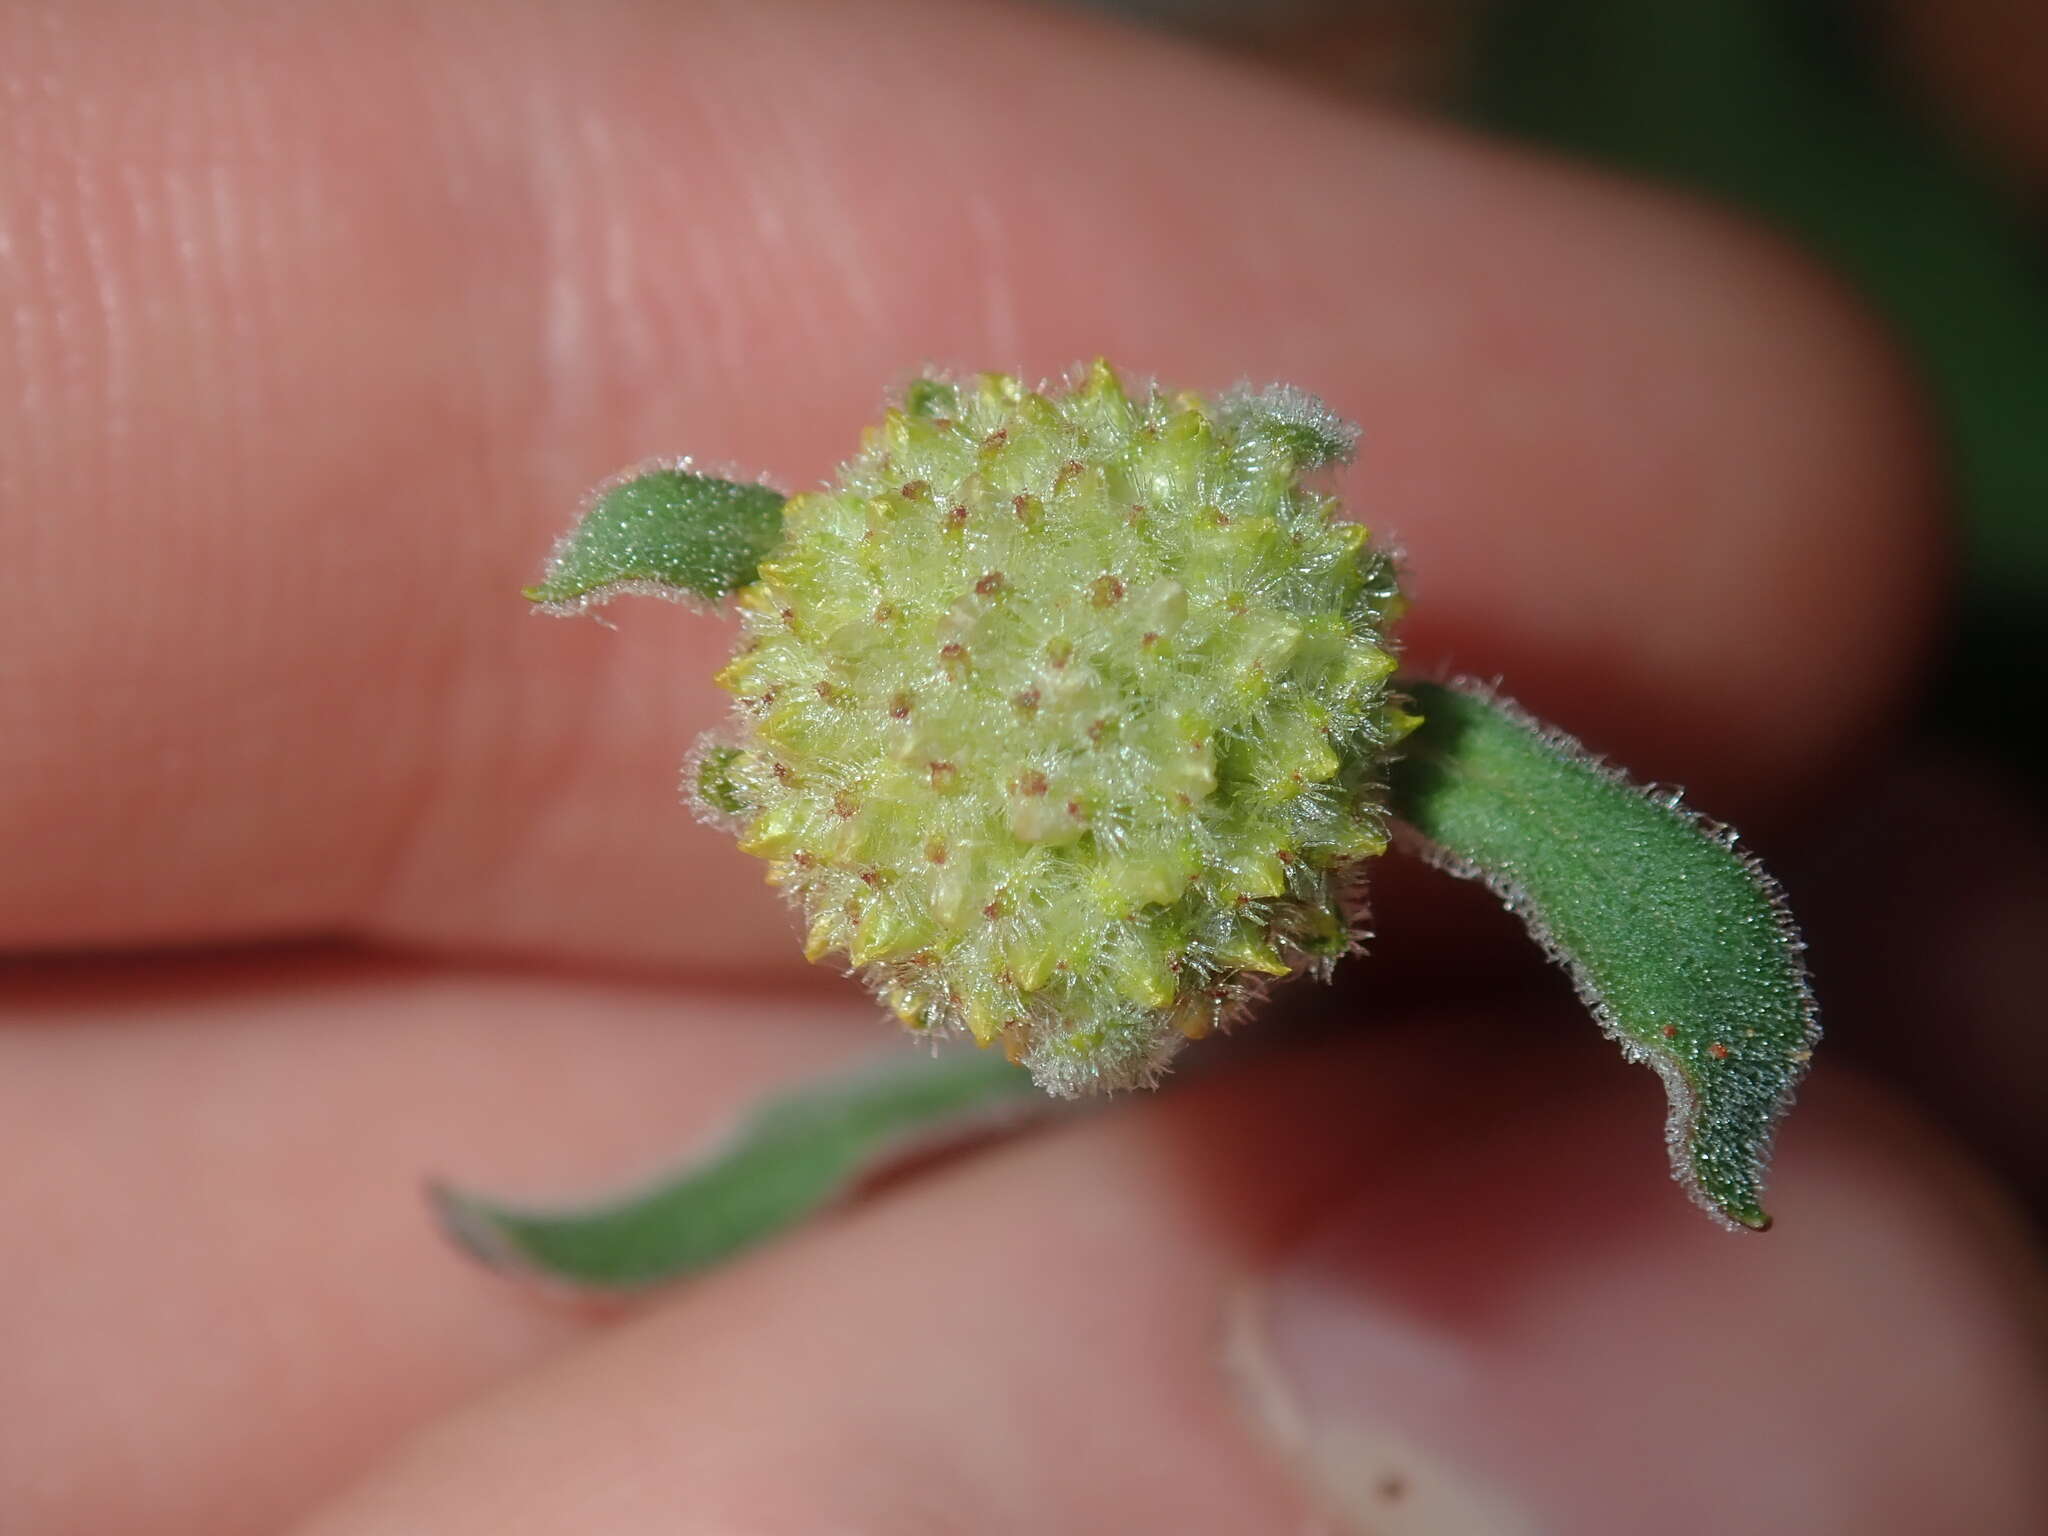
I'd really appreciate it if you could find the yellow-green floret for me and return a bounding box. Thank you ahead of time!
[697,362,1409,1092]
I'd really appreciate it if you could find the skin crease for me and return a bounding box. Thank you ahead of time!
[0,1,2038,1533]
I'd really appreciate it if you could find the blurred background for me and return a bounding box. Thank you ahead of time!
[1065,0,2048,1216]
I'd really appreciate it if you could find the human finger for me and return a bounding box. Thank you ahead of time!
[287,1028,2043,1536]
[0,0,1939,971]
[0,955,878,1535]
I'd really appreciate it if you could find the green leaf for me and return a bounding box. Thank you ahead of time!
[1388,679,1817,1230]
[524,464,786,611]
[432,1049,1047,1290]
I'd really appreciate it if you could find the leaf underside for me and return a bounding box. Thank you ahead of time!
[433,1050,1046,1290]
[524,465,787,610]
[1388,679,1817,1230]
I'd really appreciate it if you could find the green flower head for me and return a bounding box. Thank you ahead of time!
[504,359,1821,1263]
[695,361,1409,1092]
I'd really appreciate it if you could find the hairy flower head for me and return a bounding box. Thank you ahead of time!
[696,362,1408,1091]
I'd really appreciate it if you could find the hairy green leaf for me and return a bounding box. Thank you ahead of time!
[1389,679,1817,1230]
[432,1050,1046,1290]
[524,464,786,611]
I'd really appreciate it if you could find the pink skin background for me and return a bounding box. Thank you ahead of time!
[1,2,2041,1532]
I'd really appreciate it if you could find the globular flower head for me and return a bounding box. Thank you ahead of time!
[697,362,1409,1092]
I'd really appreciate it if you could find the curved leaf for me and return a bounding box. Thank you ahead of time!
[1389,679,1817,1230]
[525,464,786,611]
[432,1050,1047,1290]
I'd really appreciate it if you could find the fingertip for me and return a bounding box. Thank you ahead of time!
[1247,1053,2046,1534]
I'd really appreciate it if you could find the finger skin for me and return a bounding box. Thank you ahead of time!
[4,958,2040,1535]
[0,957,880,1536]
[0,0,1940,969]
[282,1028,2046,1536]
